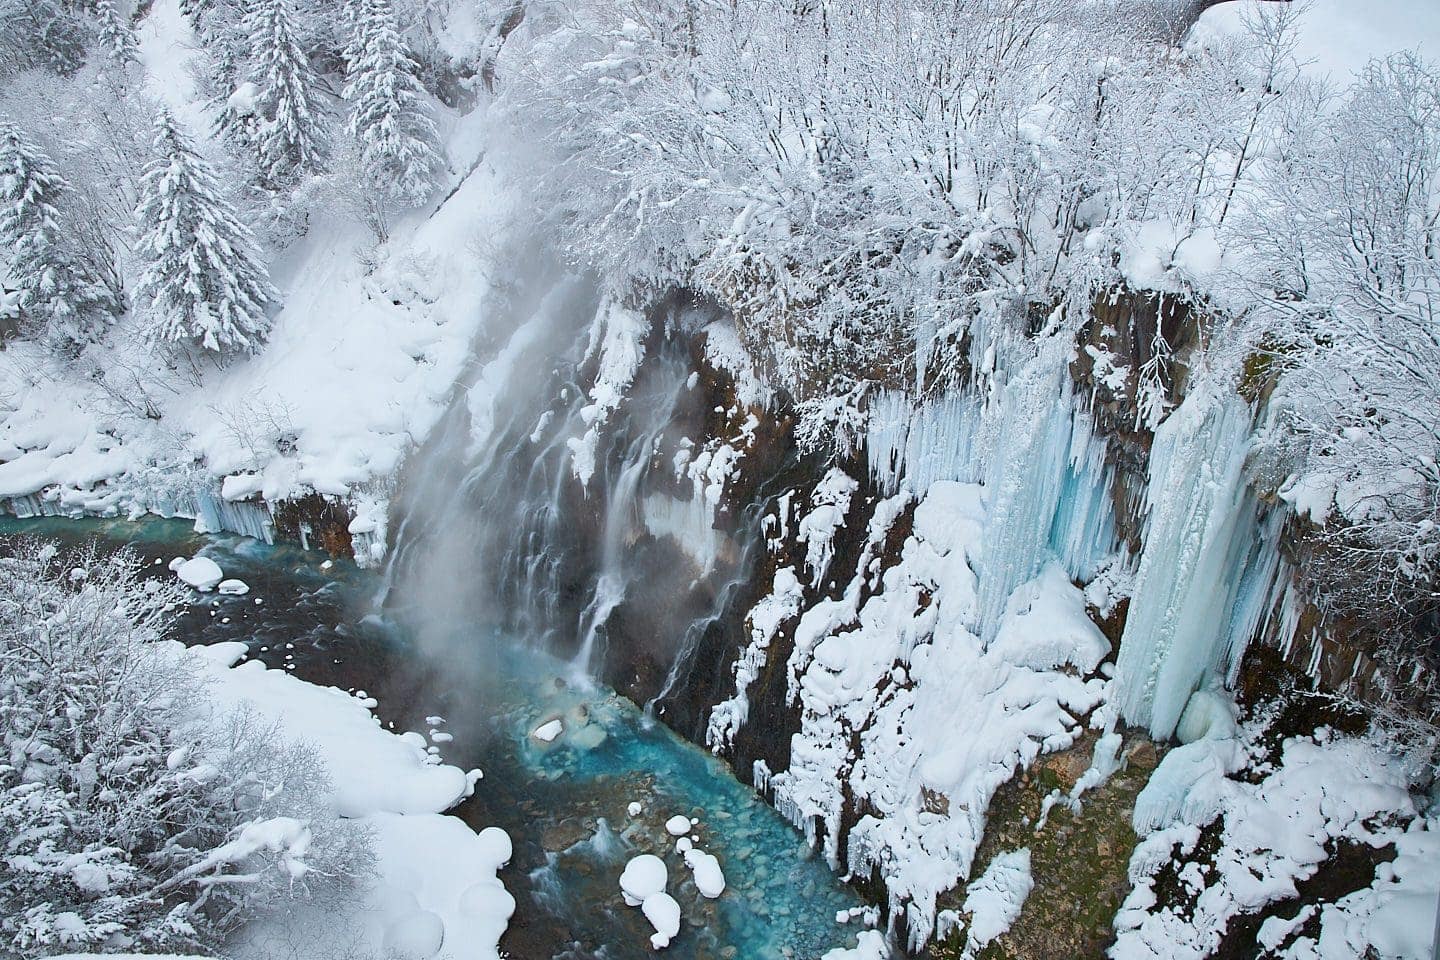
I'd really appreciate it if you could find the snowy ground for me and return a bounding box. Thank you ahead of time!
[1114,713,1433,960]
[174,639,514,960]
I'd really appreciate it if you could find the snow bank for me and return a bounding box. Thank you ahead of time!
[1191,0,1440,85]
[1114,728,1417,960]
[190,642,480,817]
[175,640,512,960]
[0,17,504,555]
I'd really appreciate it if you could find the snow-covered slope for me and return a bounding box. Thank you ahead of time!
[183,641,514,960]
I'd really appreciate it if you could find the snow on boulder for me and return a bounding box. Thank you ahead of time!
[675,836,693,854]
[664,814,691,836]
[682,847,725,898]
[176,556,223,591]
[627,801,643,817]
[619,854,668,907]
[532,718,564,742]
[381,910,445,960]
[217,578,250,596]
[821,930,889,960]
[641,892,682,949]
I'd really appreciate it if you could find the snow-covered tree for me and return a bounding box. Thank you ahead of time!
[0,0,90,77]
[95,0,139,66]
[240,0,331,185]
[0,121,122,349]
[134,111,278,354]
[1234,54,1440,638]
[343,0,442,205]
[0,540,370,957]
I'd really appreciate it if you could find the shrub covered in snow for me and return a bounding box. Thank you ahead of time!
[0,541,370,957]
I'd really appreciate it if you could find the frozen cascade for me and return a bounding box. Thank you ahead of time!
[866,390,984,495]
[865,344,1118,642]
[1046,410,1118,584]
[975,347,1085,637]
[1113,386,1284,739]
[7,483,275,544]
[194,489,275,543]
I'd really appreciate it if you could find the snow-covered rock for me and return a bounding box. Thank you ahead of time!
[664,814,692,836]
[821,930,889,960]
[641,892,682,949]
[619,854,668,907]
[176,556,223,591]
[682,847,726,898]
[961,849,1033,956]
[217,578,250,596]
[532,718,564,742]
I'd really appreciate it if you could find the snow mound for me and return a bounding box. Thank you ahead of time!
[176,556,223,590]
[641,892,682,949]
[381,910,445,960]
[619,854,668,907]
[664,814,692,836]
[682,847,726,898]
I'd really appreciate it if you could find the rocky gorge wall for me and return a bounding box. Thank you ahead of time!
[367,275,1421,955]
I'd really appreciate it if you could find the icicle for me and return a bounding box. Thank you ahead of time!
[1113,387,1267,739]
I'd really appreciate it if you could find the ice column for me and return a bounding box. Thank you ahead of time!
[1113,387,1271,738]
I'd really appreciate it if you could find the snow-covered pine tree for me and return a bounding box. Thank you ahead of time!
[242,0,331,185]
[343,0,442,205]
[179,0,219,32]
[95,0,139,65]
[340,0,367,71]
[0,0,91,76]
[0,122,122,349]
[134,111,278,354]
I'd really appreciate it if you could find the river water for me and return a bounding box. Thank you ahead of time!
[0,517,869,959]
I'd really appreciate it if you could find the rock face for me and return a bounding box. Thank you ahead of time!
[383,284,1402,954]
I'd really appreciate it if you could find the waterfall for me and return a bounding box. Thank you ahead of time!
[1112,386,1283,739]
[382,278,762,715]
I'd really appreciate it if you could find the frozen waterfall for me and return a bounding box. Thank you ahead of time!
[1111,386,1284,739]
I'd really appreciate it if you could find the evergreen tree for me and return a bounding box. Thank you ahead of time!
[339,0,367,72]
[95,0,139,66]
[242,0,330,185]
[343,0,442,205]
[0,0,90,76]
[0,122,122,349]
[134,112,277,354]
